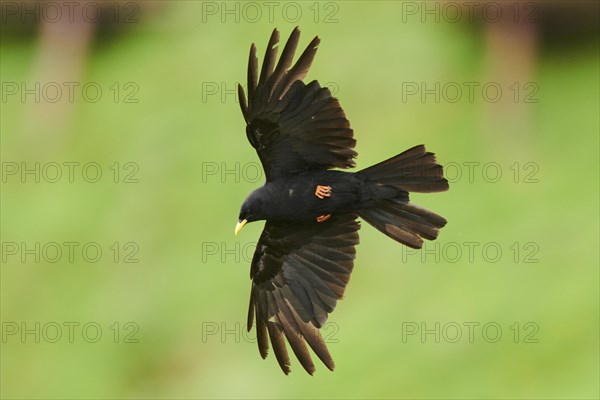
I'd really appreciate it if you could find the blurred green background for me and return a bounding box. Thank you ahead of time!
[1,1,599,399]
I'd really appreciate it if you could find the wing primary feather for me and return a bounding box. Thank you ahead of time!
[247,44,258,100]
[273,290,316,375]
[237,84,248,121]
[256,288,270,359]
[247,291,255,331]
[267,26,301,96]
[267,321,291,374]
[274,35,320,100]
[256,320,269,359]
[259,29,280,86]
[285,297,335,371]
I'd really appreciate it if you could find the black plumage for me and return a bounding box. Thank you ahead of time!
[235,27,449,375]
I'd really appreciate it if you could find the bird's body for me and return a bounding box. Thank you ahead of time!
[246,170,368,221]
[233,27,450,375]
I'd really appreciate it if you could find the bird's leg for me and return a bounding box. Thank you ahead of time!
[314,185,332,199]
[316,214,331,223]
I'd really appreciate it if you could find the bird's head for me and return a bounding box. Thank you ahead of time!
[235,188,268,235]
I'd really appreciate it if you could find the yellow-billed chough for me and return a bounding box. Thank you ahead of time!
[235,27,449,375]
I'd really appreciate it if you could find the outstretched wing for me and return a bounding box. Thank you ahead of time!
[238,27,357,181]
[247,214,360,374]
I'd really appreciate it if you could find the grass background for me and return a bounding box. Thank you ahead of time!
[1,1,599,399]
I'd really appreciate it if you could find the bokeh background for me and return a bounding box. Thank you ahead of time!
[1,1,599,399]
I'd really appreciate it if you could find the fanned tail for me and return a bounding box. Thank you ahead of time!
[357,145,449,249]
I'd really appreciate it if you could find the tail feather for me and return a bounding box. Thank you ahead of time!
[357,145,448,249]
[359,200,447,249]
[359,145,448,193]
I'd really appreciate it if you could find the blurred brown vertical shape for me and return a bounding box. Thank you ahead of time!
[481,1,539,158]
[24,0,97,153]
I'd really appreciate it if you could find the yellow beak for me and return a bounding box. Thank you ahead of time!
[235,219,248,236]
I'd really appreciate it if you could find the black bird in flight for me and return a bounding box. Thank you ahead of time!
[235,27,449,375]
